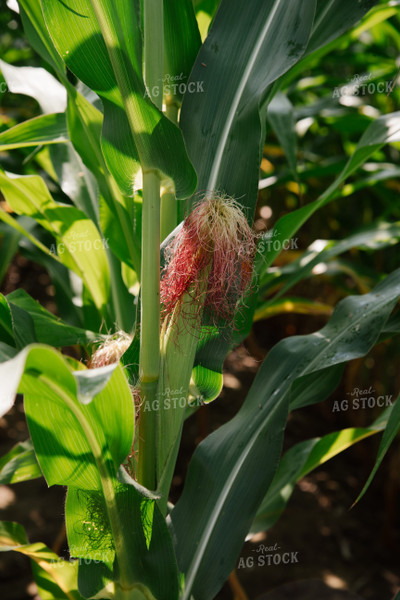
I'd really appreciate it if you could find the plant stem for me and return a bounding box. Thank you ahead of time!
[136,171,160,491]
[136,379,158,490]
[89,0,164,489]
[139,172,161,384]
[137,0,164,489]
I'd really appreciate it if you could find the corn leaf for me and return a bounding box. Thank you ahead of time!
[66,88,141,274]
[18,0,66,76]
[0,346,132,486]
[163,0,202,104]
[0,439,42,485]
[42,0,196,198]
[0,171,110,312]
[179,0,317,221]
[250,416,390,534]
[355,393,400,505]
[171,267,400,600]
[6,289,99,347]
[267,93,298,181]
[0,113,67,151]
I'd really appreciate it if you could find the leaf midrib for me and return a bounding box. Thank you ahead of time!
[182,286,398,597]
[205,0,282,193]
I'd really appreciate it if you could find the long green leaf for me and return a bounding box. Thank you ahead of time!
[0,344,178,597]
[180,0,317,220]
[250,415,390,534]
[42,0,196,198]
[163,0,202,104]
[16,0,141,274]
[307,0,378,55]
[18,0,66,77]
[0,346,131,481]
[179,0,318,405]
[355,393,400,504]
[23,360,132,491]
[278,0,379,89]
[171,267,400,600]
[290,364,345,411]
[66,87,141,274]
[0,170,110,312]
[6,289,99,347]
[0,113,68,151]
[254,297,333,320]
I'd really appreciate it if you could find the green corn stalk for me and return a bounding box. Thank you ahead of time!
[137,0,163,491]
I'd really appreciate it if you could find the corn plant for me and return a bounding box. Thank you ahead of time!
[0,1,400,599]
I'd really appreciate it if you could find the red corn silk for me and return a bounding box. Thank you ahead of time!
[160,196,256,325]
